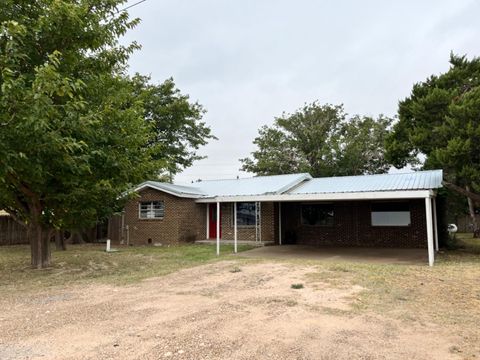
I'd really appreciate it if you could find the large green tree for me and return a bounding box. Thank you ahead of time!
[133,75,216,181]
[386,54,480,236]
[240,102,392,177]
[0,0,161,268]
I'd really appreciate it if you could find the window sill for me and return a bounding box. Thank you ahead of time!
[371,224,411,228]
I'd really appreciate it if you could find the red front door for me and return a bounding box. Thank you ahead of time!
[209,204,221,239]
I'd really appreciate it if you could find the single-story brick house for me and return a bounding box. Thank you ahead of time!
[118,170,443,265]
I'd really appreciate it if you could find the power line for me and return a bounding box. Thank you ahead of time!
[117,0,147,13]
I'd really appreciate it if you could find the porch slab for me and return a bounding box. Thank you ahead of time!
[239,245,428,265]
[195,240,274,247]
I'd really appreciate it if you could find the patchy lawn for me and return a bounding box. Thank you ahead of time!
[0,244,253,293]
[0,237,479,359]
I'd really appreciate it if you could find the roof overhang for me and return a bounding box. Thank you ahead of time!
[195,190,436,203]
[133,183,203,199]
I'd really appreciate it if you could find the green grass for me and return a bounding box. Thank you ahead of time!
[453,232,480,253]
[0,243,253,294]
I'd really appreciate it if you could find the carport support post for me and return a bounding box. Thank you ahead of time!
[216,202,220,256]
[206,204,209,239]
[278,202,282,245]
[234,202,238,253]
[433,197,439,251]
[425,197,435,266]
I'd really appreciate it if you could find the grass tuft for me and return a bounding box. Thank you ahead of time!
[291,283,304,289]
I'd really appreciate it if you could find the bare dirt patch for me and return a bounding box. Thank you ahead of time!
[0,260,466,360]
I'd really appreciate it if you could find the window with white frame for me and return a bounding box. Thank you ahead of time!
[371,202,410,226]
[139,201,165,219]
[236,202,256,226]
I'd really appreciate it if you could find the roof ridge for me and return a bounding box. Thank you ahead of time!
[193,172,311,182]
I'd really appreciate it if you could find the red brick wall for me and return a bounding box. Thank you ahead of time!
[122,193,426,248]
[281,200,427,248]
[122,193,277,245]
[123,188,205,245]
[219,202,276,242]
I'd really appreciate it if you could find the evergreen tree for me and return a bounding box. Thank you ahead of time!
[386,54,480,236]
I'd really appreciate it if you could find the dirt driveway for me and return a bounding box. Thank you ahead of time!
[0,261,464,360]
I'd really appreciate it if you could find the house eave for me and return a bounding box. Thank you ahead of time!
[194,190,436,203]
[133,184,204,199]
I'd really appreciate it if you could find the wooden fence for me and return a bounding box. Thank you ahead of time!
[0,216,29,245]
[456,214,480,233]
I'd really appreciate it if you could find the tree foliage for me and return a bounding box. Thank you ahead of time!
[0,0,160,267]
[132,75,216,179]
[240,102,392,177]
[386,54,480,235]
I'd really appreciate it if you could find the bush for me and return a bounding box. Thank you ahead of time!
[445,233,461,250]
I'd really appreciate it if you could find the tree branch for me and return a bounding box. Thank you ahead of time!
[442,181,480,203]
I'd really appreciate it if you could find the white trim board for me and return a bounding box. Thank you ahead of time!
[195,190,435,203]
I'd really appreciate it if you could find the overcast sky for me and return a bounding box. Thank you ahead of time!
[122,0,480,183]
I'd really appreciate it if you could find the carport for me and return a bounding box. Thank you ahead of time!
[196,170,443,266]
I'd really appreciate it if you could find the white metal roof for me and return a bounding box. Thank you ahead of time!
[291,170,443,194]
[135,170,442,201]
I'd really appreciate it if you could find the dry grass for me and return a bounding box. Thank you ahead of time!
[1,236,479,349]
[302,235,480,322]
[0,243,253,295]
[0,236,479,358]
[298,234,480,355]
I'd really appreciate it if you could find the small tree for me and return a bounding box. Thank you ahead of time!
[386,54,480,237]
[240,102,392,177]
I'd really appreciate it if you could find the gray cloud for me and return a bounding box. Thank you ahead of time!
[121,0,480,182]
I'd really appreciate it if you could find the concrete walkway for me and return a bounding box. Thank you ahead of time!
[195,240,274,247]
[240,245,428,265]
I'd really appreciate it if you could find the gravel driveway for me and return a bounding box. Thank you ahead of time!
[0,261,460,360]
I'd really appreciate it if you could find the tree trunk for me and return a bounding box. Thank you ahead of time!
[30,223,51,269]
[29,202,51,269]
[442,181,480,202]
[466,185,480,238]
[443,181,480,238]
[55,230,67,251]
[68,230,84,244]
